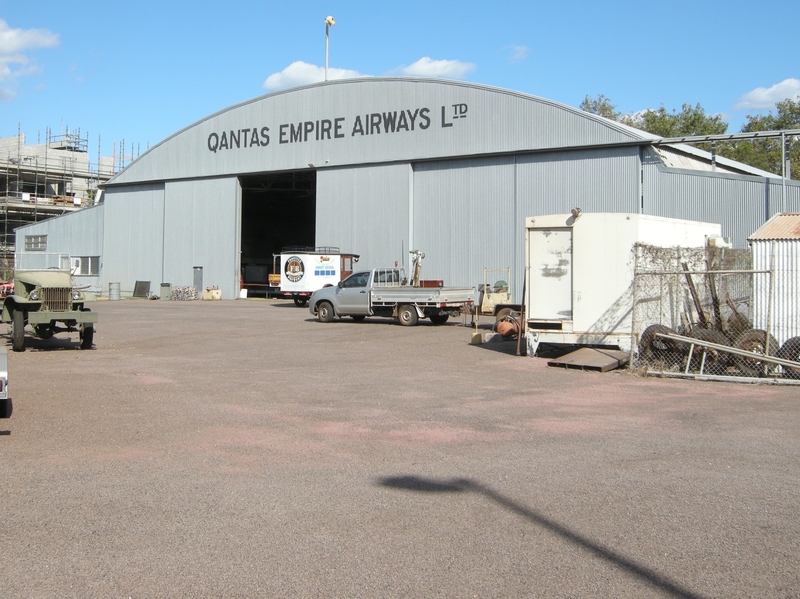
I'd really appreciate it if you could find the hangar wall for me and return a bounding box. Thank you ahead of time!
[642,153,800,248]
[108,79,647,186]
[13,79,800,302]
[316,163,410,270]
[14,204,105,292]
[162,178,240,297]
[412,146,642,295]
[101,183,165,295]
[413,156,516,289]
[100,178,240,298]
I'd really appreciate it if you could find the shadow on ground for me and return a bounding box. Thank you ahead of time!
[378,475,708,599]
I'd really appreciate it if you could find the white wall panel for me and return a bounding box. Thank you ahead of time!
[412,149,641,301]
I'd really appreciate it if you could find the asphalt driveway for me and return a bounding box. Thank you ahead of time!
[1,299,797,598]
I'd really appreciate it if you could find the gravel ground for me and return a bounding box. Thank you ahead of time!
[1,299,798,599]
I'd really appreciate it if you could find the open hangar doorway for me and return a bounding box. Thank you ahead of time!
[240,170,316,297]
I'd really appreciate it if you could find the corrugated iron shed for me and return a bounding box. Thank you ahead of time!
[749,213,800,241]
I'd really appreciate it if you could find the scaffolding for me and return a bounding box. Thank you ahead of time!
[0,126,118,265]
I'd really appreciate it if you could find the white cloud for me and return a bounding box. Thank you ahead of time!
[735,78,800,111]
[391,57,476,79]
[263,56,476,91]
[503,45,530,62]
[0,19,59,99]
[263,61,363,90]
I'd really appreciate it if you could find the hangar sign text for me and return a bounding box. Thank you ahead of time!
[206,104,468,154]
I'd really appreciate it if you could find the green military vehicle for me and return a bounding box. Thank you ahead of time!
[2,269,98,352]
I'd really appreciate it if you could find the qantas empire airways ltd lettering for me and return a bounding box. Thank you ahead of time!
[207,104,468,153]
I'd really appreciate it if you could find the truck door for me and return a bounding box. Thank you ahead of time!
[336,271,371,315]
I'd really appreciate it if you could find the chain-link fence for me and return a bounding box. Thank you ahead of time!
[630,244,796,378]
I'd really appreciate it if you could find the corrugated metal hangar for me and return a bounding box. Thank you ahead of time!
[15,78,800,300]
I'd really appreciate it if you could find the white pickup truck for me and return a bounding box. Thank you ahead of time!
[308,268,474,326]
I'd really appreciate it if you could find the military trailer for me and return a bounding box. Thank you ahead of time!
[2,269,98,352]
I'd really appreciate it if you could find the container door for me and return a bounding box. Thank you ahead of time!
[193,266,203,294]
[528,228,572,320]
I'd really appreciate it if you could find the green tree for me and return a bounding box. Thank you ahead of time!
[621,103,728,138]
[579,94,620,121]
[581,93,798,178]
[719,96,800,177]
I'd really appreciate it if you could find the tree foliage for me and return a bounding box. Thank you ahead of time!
[580,93,799,178]
[718,96,800,177]
[621,104,728,138]
[579,94,620,121]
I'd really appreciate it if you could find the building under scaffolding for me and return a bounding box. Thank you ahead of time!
[0,129,116,263]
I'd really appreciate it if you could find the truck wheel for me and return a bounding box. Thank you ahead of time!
[317,301,335,323]
[11,309,25,352]
[0,397,11,419]
[294,297,308,308]
[430,313,449,325]
[80,323,94,349]
[398,305,418,326]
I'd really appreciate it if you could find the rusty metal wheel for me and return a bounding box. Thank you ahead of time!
[686,329,732,374]
[777,336,800,379]
[732,329,778,377]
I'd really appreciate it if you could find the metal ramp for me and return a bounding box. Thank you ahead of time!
[547,347,630,372]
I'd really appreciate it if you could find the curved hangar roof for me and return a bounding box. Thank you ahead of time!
[108,78,656,186]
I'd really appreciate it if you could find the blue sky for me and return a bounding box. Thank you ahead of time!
[2,0,798,165]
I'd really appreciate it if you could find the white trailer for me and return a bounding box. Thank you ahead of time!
[270,247,359,307]
[524,212,722,354]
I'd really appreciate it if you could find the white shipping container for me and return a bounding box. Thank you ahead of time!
[524,212,721,353]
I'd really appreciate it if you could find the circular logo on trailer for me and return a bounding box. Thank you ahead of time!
[285,256,305,282]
